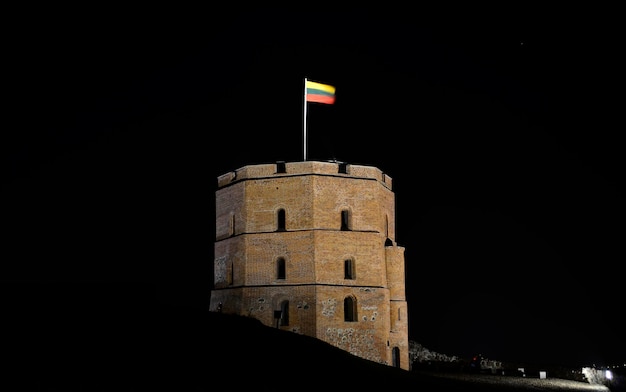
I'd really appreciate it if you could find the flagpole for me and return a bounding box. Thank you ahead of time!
[303,77,308,161]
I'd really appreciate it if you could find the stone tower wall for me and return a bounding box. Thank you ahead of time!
[216,175,395,236]
[214,231,390,288]
[386,246,407,301]
[211,161,409,370]
[316,285,391,365]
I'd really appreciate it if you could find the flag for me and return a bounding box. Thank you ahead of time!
[306,80,336,104]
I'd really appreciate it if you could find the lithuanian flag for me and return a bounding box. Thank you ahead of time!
[305,80,336,104]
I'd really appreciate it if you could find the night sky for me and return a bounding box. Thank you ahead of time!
[3,7,624,368]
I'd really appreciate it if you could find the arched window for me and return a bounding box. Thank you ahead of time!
[276,257,286,280]
[340,210,350,231]
[279,300,289,326]
[344,258,355,280]
[277,209,286,231]
[392,347,401,368]
[344,296,357,322]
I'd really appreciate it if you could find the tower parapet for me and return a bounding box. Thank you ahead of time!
[217,160,392,189]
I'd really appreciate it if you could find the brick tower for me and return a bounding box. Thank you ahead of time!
[209,160,409,370]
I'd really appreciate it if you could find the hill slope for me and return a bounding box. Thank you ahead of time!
[5,282,614,391]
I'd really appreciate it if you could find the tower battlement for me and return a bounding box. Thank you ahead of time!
[217,160,393,190]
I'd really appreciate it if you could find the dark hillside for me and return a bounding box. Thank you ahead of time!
[4,282,614,391]
[7,282,417,390]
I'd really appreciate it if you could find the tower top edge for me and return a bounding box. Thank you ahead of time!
[217,161,393,189]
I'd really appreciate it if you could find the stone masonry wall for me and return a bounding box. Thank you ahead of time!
[211,161,409,369]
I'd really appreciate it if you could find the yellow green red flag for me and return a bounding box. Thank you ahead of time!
[305,80,336,104]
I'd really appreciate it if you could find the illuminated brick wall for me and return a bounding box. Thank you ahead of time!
[210,161,409,370]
